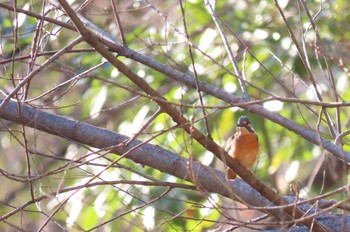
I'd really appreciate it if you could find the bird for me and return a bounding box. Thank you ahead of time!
[226,116,259,180]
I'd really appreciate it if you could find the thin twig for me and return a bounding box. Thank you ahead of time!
[274,0,337,140]
[110,0,127,45]
[180,0,212,138]
[204,0,250,101]
[0,36,84,110]
[124,108,162,146]
[300,0,340,136]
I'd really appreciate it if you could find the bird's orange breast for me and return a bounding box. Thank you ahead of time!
[228,132,259,168]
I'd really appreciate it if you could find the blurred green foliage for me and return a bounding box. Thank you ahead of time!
[1,0,350,231]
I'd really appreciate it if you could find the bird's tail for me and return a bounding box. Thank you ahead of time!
[226,168,236,180]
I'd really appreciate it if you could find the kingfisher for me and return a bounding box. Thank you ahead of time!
[226,116,259,180]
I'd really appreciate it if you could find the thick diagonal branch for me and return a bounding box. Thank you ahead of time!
[57,1,330,230]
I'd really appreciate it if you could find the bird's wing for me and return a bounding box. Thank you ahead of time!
[225,133,235,152]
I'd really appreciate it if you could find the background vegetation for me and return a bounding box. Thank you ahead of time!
[1,0,350,231]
